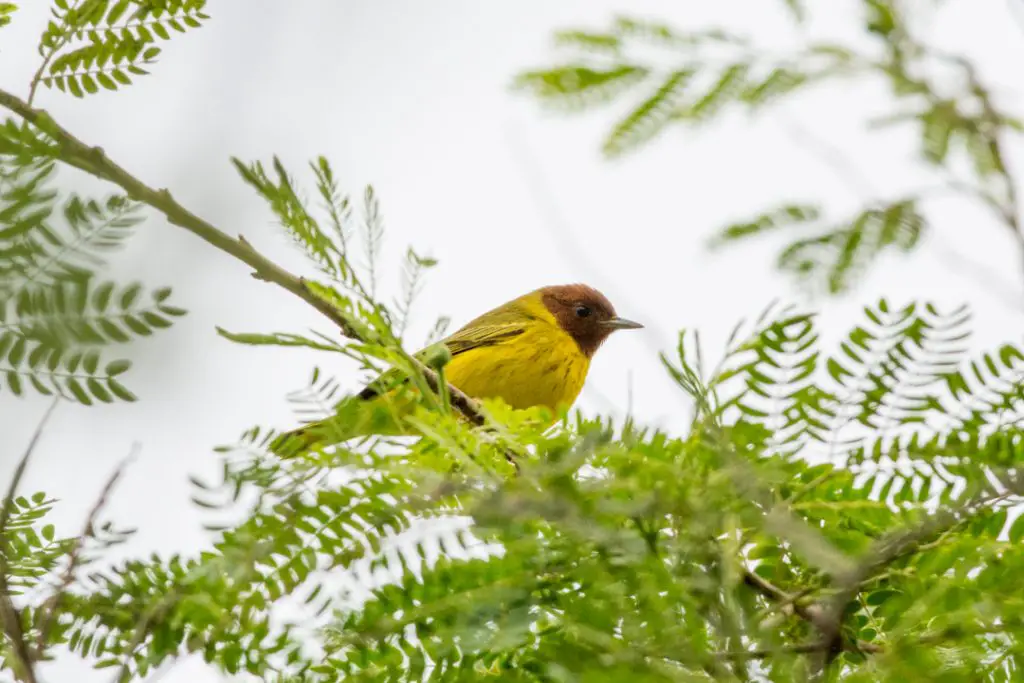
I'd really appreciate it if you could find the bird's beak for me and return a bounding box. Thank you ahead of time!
[602,316,644,331]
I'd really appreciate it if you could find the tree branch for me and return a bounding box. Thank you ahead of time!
[739,471,1019,672]
[742,569,882,657]
[713,640,842,660]
[742,569,828,632]
[815,484,1016,672]
[0,89,497,448]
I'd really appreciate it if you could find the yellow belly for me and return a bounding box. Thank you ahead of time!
[273,320,591,456]
[444,324,590,412]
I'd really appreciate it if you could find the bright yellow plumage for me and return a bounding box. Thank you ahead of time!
[440,291,589,412]
[273,283,641,456]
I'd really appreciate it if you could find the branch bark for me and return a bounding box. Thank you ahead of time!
[742,569,883,658]
[739,474,1019,674]
[815,486,1015,672]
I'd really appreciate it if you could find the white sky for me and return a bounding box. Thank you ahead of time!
[3,1,1024,681]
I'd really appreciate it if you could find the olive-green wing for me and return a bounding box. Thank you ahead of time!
[357,319,526,400]
[271,308,529,456]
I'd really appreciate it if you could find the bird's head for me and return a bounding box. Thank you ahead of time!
[539,283,643,357]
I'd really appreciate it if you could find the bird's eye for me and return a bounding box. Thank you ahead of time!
[575,305,592,318]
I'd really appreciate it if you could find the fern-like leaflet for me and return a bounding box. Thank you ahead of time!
[34,0,209,98]
[710,199,926,295]
[0,152,185,402]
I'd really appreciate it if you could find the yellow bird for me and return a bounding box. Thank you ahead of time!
[274,283,642,454]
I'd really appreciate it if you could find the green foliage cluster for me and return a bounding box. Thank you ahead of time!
[0,493,69,597]
[0,123,186,403]
[710,200,924,295]
[36,0,208,98]
[0,1,193,404]
[0,3,15,29]
[514,1,1024,296]
[4,1,1024,683]
[14,259,1024,680]
[8,156,1024,680]
[514,16,853,158]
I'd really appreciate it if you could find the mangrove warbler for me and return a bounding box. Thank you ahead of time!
[274,283,642,454]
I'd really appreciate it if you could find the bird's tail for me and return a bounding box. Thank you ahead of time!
[269,423,323,459]
[269,396,408,458]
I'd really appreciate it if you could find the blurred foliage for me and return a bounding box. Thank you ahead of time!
[12,256,1024,680]
[4,1,1024,682]
[0,3,15,30]
[710,200,925,295]
[0,121,186,404]
[515,1,1024,297]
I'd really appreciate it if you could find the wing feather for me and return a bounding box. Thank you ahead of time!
[272,299,537,455]
[357,320,527,400]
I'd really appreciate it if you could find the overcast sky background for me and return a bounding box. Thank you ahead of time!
[3,1,1024,681]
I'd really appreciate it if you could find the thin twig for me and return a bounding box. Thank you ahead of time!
[0,399,59,537]
[742,569,829,633]
[0,398,60,683]
[27,42,63,108]
[778,115,878,199]
[35,445,137,653]
[927,235,1023,312]
[0,89,495,451]
[713,640,837,660]
[501,121,669,392]
[24,0,82,106]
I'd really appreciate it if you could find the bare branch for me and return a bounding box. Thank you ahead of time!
[778,115,878,200]
[0,400,59,537]
[927,235,1023,312]
[35,445,137,653]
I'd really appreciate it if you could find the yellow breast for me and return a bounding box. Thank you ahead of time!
[444,320,590,413]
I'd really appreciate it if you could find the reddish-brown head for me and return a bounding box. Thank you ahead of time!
[540,283,643,357]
